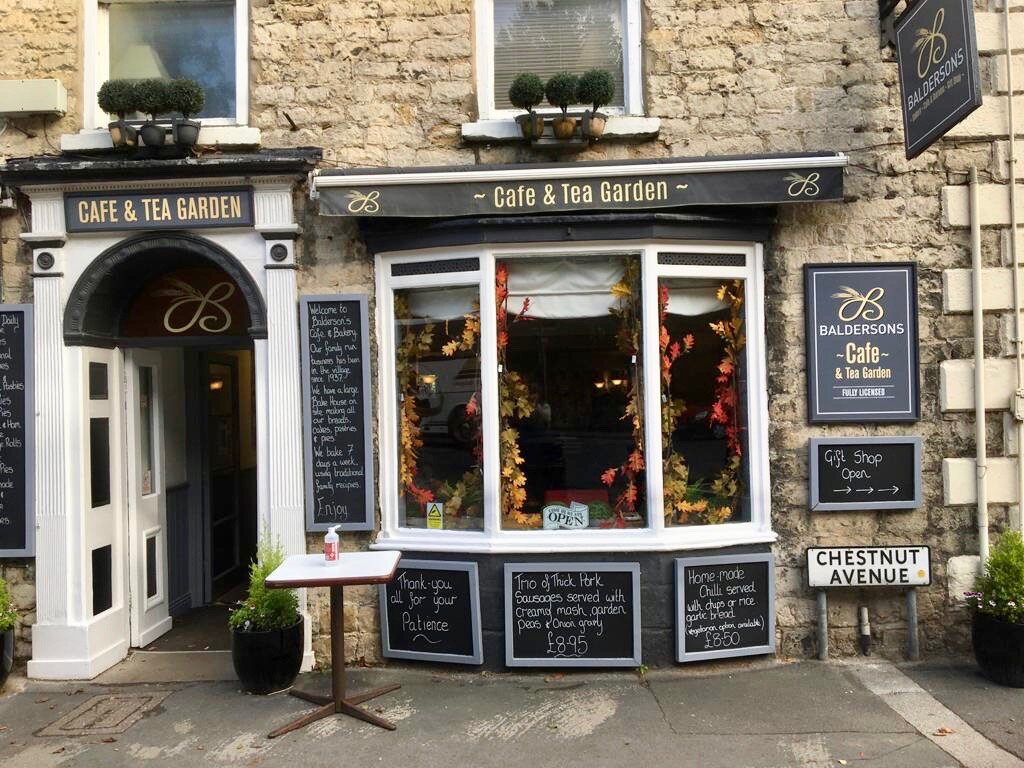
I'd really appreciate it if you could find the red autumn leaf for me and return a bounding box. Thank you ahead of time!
[710,401,727,424]
[718,360,734,377]
[408,483,434,504]
[624,481,638,505]
[658,284,669,306]
[465,393,479,418]
[601,468,617,486]
[683,334,695,351]
[497,330,509,349]
[668,341,681,363]
[627,450,645,472]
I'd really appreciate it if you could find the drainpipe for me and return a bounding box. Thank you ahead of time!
[1006,0,1024,534]
[971,166,990,568]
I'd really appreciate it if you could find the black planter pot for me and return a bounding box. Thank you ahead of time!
[173,118,201,147]
[232,617,303,695]
[139,122,167,147]
[0,629,13,689]
[973,611,1024,687]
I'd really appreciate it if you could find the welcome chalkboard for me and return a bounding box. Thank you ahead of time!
[0,306,33,557]
[379,560,482,664]
[504,562,641,668]
[300,295,374,531]
[676,554,775,663]
[810,437,922,511]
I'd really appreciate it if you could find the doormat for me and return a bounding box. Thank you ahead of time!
[37,692,169,737]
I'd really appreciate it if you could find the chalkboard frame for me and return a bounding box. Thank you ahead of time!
[504,562,642,668]
[378,559,483,665]
[809,436,923,511]
[675,553,775,663]
[299,294,375,532]
[0,305,34,558]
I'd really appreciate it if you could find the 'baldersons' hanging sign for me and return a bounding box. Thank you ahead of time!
[895,0,982,159]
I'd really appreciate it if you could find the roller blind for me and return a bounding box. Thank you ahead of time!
[493,0,625,111]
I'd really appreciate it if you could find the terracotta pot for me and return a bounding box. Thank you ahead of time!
[232,617,303,695]
[551,115,577,139]
[515,113,544,140]
[107,120,137,149]
[973,611,1024,687]
[140,122,167,147]
[584,111,607,138]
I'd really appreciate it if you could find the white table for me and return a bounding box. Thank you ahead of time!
[265,551,402,738]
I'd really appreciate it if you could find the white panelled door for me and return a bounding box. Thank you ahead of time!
[124,349,172,647]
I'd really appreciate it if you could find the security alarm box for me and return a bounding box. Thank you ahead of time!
[0,79,67,117]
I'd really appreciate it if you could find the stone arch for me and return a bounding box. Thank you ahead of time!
[63,232,267,346]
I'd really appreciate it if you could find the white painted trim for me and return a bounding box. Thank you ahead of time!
[314,154,849,190]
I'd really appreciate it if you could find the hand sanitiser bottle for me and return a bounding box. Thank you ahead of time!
[324,525,340,564]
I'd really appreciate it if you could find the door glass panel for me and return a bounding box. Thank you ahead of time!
[90,417,111,508]
[92,544,113,616]
[139,367,155,495]
[146,535,158,599]
[89,362,108,400]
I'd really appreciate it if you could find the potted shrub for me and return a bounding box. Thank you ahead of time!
[545,72,579,140]
[577,68,615,139]
[0,576,17,689]
[168,78,205,148]
[134,78,172,147]
[968,531,1024,687]
[96,79,138,149]
[229,541,303,695]
[508,73,545,140]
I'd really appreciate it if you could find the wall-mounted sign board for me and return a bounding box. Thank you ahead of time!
[676,554,775,663]
[0,306,33,557]
[805,263,919,423]
[504,563,641,668]
[807,546,931,588]
[64,187,254,232]
[896,0,982,160]
[300,295,374,531]
[379,560,482,665]
[809,437,922,511]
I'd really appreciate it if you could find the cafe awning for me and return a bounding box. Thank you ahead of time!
[311,152,847,219]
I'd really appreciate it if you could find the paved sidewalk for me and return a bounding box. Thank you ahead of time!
[0,658,1018,767]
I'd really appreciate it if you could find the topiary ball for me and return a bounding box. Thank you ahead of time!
[508,73,545,112]
[577,69,615,112]
[545,72,579,112]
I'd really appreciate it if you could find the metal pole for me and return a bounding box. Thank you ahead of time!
[971,166,990,567]
[816,590,828,661]
[905,588,920,661]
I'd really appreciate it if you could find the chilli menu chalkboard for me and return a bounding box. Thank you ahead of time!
[810,437,923,511]
[300,295,374,531]
[0,306,33,557]
[379,560,482,664]
[676,554,775,663]
[504,562,641,668]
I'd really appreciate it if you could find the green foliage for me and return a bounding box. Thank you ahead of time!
[545,72,578,114]
[0,577,17,633]
[970,531,1024,623]
[228,540,300,632]
[133,78,172,120]
[97,79,137,119]
[167,78,205,119]
[576,69,615,111]
[508,73,545,113]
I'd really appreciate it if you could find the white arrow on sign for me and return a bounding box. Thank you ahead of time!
[879,486,899,495]
[833,487,852,495]
[855,487,875,494]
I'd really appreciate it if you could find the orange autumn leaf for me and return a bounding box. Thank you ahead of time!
[601,468,617,486]
[465,393,479,418]
[627,450,645,472]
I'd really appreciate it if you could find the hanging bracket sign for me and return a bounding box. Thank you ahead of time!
[895,0,982,160]
[807,546,931,588]
[809,437,923,511]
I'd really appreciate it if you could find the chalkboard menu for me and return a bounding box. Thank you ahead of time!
[379,560,482,664]
[805,264,919,423]
[810,437,922,511]
[0,306,33,557]
[300,295,374,531]
[504,562,641,668]
[676,554,775,663]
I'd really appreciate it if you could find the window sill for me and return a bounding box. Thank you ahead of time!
[461,116,660,144]
[60,126,263,153]
[370,524,776,554]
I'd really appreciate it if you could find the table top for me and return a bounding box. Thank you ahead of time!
[265,551,402,589]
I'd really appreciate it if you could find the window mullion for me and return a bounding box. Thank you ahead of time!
[479,252,501,537]
[642,247,665,534]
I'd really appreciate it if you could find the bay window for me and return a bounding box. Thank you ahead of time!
[376,244,771,553]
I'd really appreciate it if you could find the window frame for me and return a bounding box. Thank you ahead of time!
[83,0,249,130]
[374,241,774,554]
[473,0,644,121]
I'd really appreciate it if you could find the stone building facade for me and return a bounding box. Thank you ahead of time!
[0,0,1017,673]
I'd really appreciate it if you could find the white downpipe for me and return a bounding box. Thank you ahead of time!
[1007,0,1024,533]
[971,167,990,568]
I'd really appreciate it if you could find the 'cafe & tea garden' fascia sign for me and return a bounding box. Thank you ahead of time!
[64,188,254,232]
[804,263,920,423]
[895,0,982,160]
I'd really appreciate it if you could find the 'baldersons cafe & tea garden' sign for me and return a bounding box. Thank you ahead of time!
[65,188,254,232]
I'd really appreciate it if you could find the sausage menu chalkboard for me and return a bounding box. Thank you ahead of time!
[676,554,775,663]
[809,437,922,511]
[300,295,374,531]
[504,563,641,668]
[0,306,33,557]
[379,560,482,664]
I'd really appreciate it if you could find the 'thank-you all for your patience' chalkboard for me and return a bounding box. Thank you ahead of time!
[0,306,33,557]
[300,295,374,531]
[676,554,775,663]
[505,562,641,667]
[379,560,483,664]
